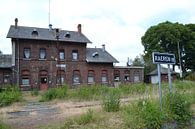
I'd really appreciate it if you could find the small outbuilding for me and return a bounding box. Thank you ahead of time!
[148,67,178,84]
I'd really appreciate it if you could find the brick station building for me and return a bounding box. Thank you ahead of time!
[5,18,144,90]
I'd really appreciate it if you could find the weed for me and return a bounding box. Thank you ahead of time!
[102,90,120,112]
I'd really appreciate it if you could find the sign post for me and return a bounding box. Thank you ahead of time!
[152,52,175,111]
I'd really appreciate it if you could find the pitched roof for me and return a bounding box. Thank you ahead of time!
[7,25,92,43]
[0,54,12,68]
[86,48,119,63]
[148,67,177,75]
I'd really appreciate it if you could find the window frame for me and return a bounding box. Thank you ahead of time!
[59,49,65,60]
[73,70,81,85]
[72,50,78,60]
[39,48,46,60]
[87,70,95,84]
[23,48,31,59]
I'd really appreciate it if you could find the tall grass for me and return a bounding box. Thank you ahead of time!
[40,84,67,101]
[0,85,22,107]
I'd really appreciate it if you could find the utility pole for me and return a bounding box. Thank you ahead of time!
[177,41,183,78]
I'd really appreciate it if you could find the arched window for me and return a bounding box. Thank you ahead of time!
[73,70,81,84]
[101,70,108,84]
[57,70,65,84]
[88,70,95,84]
[114,70,120,82]
[124,70,130,81]
[21,70,30,86]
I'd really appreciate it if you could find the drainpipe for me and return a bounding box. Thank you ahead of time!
[17,39,20,88]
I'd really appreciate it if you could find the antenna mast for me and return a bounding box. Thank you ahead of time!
[49,0,51,25]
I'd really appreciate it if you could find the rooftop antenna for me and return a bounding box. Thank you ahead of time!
[48,0,51,25]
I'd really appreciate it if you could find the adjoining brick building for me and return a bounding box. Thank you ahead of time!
[5,18,144,90]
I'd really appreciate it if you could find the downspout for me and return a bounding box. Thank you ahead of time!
[17,39,20,88]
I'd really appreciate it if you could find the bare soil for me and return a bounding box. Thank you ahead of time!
[0,96,137,129]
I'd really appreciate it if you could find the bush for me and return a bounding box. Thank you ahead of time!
[0,86,22,107]
[102,90,120,112]
[77,109,95,125]
[123,99,164,129]
[167,93,192,127]
[40,85,67,101]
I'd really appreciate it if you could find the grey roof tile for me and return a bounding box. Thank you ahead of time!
[86,48,119,63]
[7,25,92,43]
[0,54,12,68]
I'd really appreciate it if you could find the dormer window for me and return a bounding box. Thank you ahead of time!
[31,29,38,37]
[92,52,99,57]
[65,32,70,38]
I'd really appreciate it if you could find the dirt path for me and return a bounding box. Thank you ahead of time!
[0,97,142,129]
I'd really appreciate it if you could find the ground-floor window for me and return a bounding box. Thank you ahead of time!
[22,78,30,85]
[133,70,140,83]
[21,70,30,86]
[3,74,10,83]
[57,70,65,85]
[114,70,120,82]
[88,70,95,84]
[124,70,130,81]
[101,70,108,83]
[73,70,81,84]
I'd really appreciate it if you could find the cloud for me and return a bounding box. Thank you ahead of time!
[0,0,195,65]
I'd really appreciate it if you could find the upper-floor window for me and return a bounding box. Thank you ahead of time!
[59,49,65,60]
[23,48,30,59]
[39,48,46,59]
[72,50,78,60]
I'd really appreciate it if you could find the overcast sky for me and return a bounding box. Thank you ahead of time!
[0,0,195,65]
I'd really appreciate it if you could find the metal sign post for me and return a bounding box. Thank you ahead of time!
[152,52,176,111]
[157,64,162,111]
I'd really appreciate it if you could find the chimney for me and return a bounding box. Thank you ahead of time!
[15,18,18,29]
[77,24,82,33]
[102,44,105,52]
[49,24,52,31]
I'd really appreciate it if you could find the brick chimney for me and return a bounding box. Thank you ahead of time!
[77,24,82,33]
[15,18,18,29]
[102,44,105,52]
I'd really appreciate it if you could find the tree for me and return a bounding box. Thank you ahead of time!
[132,55,144,66]
[141,21,194,75]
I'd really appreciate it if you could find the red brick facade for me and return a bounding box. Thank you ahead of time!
[6,21,144,90]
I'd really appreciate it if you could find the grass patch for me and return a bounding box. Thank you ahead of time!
[0,86,22,107]
[102,90,120,112]
[40,84,67,101]
[0,121,12,129]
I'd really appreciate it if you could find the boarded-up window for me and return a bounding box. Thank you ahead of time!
[114,70,120,82]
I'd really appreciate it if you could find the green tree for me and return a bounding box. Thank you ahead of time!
[132,55,144,66]
[141,21,193,75]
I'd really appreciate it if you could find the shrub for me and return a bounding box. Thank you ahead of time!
[123,99,164,129]
[102,90,120,112]
[40,85,68,101]
[169,93,192,127]
[77,109,95,125]
[0,86,22,107]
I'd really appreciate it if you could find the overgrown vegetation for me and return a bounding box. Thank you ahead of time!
[102,90,120,112]
[40,84,67,101]
[0,121,12,129]
[0,85,22,107]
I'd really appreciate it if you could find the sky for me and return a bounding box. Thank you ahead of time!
[0,0,195,66]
